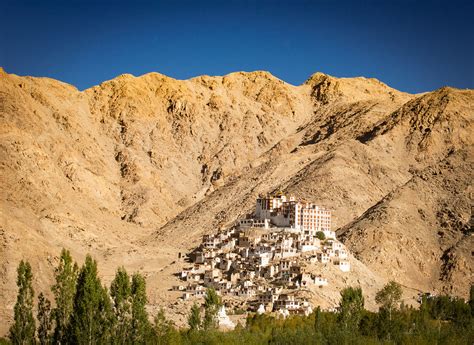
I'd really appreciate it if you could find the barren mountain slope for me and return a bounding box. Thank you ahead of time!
[0,67,472,334]
[339,149,473,296]
[339,88,474,296]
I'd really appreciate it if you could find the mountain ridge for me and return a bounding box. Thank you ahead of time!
[1,66,435,93]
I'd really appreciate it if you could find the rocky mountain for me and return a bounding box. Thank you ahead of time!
[0,67,472,333]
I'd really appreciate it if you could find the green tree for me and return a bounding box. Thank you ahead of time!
[110,267,132,344]
[69,254,113,344]
[429,295,452,321]
[98,286,114,342]
[451,297,471,329]
[203,288,222,330]
[153,308,178,345]
[312,306,325,343]
[375,281,402,321]
[315,231,326,241]
[187,303,201,332]
[51,248,78,344]
[338,286,364,333]
[130,273,151,344]
[359,310,377,337]
[37,293,52,345]
[9,260,36,345]
[313,306,322,331]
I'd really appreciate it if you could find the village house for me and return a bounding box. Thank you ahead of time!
[258,290,279,305]
[183,284,207,299]
[334,259,351,272]
[203,235,221,249]
[300,273,328,287]
[274,294,300,311]
[239,218,270,229]
[263,264,278,279]
[317,252,331,264]
[298,239,320,252]
[335,249,348,259]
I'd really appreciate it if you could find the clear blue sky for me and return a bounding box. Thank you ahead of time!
[1,0,473,93]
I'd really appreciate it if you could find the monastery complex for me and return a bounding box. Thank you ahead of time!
[174,194,351,325]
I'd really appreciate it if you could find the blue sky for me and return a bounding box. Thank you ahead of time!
[1,0,473,93]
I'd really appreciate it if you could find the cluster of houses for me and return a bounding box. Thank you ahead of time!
[174,194,351,316]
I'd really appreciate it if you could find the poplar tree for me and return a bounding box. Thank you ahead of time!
[9,260,36,345]
[69,254,112,344]
[37,293,52,345]
[203,288,221,330]
[130,273,150,343]
[153,308,177,345]
[313,306,322,331]
[338,286,365,333]
[51,248,78,344]
[375,281,402,321]
[110,267,132,343]
[187,303,201,332]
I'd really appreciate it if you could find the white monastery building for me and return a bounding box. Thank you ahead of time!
[253,193,334,237]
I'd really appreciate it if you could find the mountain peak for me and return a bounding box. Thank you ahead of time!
[304,72,412,104]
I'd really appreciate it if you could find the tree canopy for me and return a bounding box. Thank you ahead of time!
[9,260,36,345]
